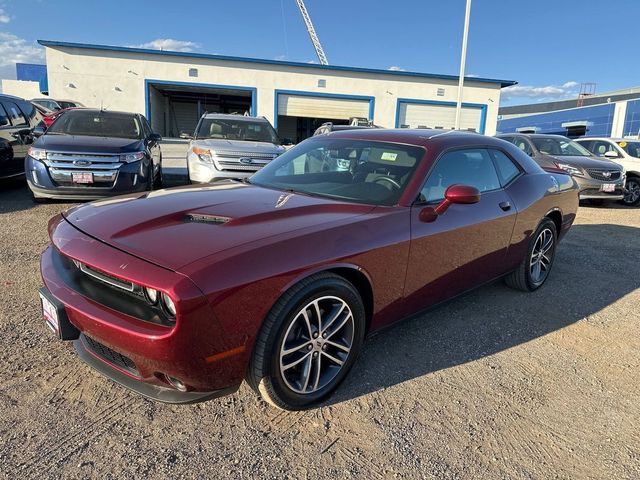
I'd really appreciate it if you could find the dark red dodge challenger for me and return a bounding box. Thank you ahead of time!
[40,129,578,410]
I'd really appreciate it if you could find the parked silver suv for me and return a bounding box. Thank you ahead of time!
[187,114,285,183]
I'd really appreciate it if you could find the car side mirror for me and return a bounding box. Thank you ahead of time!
[419,185,481,223]
[179,131,193,140]
[32,125,46,137]
[280,138,294,146]
[148,133,162,142]
[603,151,619,159]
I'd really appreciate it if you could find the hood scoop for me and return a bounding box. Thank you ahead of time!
[184,213,230,225]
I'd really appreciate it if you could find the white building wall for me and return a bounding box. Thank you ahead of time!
[1,80,43,99]
[44,46,503,135]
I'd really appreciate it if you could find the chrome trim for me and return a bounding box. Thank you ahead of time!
[214,151,279,160]
[78,262,135,292]
[49,168,118,184]
[579,194,624,200]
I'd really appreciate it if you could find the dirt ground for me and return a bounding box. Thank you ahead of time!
[0,177,638,479]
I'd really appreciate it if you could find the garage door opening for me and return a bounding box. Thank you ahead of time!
[146,82,255,138]
[275,92,373,143]
[397,101,486,133]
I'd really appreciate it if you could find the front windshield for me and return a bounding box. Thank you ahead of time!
[47,110,142,139]
[250,138,424,206]
[532,137,591,156]
[617,141,640,158]
[196,118,279,144]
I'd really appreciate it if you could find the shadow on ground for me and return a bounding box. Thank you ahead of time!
[329,223,640,405]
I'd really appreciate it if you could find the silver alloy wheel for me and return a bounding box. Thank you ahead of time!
[279,296,354,395]
[530,228,554,285]
[624,178,640,205]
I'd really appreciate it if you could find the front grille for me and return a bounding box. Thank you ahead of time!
[213,150,279,172]
[44,152,122,187]
[83,334,138,375]
[586,169,622,181]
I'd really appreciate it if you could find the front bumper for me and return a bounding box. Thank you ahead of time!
[573,175,625,201]
[26,156,152,200]
[40,216,247,403]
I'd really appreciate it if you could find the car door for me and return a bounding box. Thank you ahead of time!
[403,147,518,313]
[0,100,30,177]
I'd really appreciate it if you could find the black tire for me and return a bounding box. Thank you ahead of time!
[505,218,557,292]
[621,176,640,207]
[153,156,163,190]
[247,272,366,410]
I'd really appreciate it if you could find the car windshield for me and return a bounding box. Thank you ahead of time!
[250,138,424,206]
[617,140,640,158]
[196,117,279,144]
[532,137,591,156]
[47,110,142,139]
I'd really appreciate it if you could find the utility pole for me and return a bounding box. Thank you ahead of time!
[454,0,472,130]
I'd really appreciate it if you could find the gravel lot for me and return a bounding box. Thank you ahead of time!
[0,174,638,479]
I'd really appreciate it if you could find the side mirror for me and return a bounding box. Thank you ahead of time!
[148,133,162,142]
[604,151,619,159]
[179,131,193,140]
[280,138,294,146]
[32,125,46,137]
[419,185,481,223]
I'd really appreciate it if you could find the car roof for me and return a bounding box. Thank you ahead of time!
[202,113,266,120]
[498,133,570,139]
[322,128,496,147]
[1,93,31,101]
[63,108,138,116]
[576,137,638,142]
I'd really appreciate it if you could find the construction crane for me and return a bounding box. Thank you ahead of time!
[295,0,329,65]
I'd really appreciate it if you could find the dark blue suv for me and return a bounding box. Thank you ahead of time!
[26,109,162,202]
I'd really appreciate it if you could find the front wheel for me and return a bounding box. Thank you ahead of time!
[505,218,557,292]
[621,177,640,206]
[247,273,366,410]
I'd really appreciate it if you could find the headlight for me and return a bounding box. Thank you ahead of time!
[192,147,214,164]
[161,292,176,316]
[556,163,583,176]
[144,287,158,304]
[28,147,47,161]
[120,151,146,163]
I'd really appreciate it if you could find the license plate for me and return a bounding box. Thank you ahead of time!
[601,183,616,192]
[72,172,93,184]
[40,292,60,336]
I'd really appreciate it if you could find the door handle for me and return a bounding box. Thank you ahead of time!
[499,201,511,211]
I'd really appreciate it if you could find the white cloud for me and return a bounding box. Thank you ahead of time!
[0,8,10,23]
[0,32,45,79]
[501,80,580,102]
[129,38,200,52]
[388,66,406,71]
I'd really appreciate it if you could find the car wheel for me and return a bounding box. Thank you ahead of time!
[247,272,366,410]
[621,177,640,206]
[505,218,557,292]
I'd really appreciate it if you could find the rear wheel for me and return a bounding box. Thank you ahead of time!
[247,273,365,410]
[621,177,640,206]
[505,218,557,292]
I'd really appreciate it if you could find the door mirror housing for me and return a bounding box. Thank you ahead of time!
[604,150,620,159]
[179,131,193,140]
[419,185,481,223]
[32,125,46,137]
[148,133,162,142]
[280,138,294,146]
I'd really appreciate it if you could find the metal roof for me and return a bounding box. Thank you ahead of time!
[38,40,517,88]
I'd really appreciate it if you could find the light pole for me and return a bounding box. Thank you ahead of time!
[454,0,472,130]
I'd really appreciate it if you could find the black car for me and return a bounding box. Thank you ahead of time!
[26,109,162,201]
[0,94,43,180]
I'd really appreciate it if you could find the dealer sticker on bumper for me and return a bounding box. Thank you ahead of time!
[40,292,60,335]
[601,183,616,192]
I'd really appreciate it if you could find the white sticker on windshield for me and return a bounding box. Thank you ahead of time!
[381,152,398,161]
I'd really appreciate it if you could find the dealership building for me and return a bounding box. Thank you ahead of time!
[2,40,515,141]
[497,86,640,139]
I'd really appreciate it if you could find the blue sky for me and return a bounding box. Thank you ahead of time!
[1,0,639,106]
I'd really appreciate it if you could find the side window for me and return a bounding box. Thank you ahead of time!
[420,148,501,203]
[2,101,28,127]
[16,100,36,120]
[511,137,533,156]
[140,116,152,137]
[489,149,521,186]
[0,104,9,127]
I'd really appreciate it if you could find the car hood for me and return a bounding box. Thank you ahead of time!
[36,135,144,154]
[544,154,624,170]
[193,139,284,154]
[62,181,374,271]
